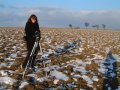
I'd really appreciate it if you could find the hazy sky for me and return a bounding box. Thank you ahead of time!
[0,0,120,29]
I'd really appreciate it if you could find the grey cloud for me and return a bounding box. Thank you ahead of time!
[0,4,5,8]
[0,6,120,29]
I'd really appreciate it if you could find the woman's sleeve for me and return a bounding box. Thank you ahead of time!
[25,23,29,36]
[23,23,29,41]
[37,23,41,39]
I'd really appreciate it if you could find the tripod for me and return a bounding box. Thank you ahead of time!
[22,32,41,79]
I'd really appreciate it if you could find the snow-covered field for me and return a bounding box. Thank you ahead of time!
[0,27,120,90]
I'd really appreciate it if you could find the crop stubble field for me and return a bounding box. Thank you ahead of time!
[0,27,120,90]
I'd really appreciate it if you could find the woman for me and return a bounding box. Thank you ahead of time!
[22,14,41,69]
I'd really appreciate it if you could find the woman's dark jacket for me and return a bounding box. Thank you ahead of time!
[24,22,41,51]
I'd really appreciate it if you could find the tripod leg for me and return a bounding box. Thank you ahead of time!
[39,42,43,55]
[29,56,34,68]
[31,49,39,68]
[22,56,31,79]
[29,42,38,68]
[22,51,31,68]
[22,41,38,79]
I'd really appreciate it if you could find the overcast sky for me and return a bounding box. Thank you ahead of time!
[0,0,120,29]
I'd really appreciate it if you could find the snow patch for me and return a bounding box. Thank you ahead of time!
[19,81,28,89]
[0,77,16,85]
[50,70,68,81]
[82,75,93,85]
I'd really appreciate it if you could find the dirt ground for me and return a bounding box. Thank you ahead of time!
[0,27,120,90]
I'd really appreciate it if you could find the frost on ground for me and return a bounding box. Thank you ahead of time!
[0,27,120,90]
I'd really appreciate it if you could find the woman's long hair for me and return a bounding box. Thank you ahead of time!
[27,14,38,24]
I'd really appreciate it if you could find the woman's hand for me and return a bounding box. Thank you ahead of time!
[23,36,27,41]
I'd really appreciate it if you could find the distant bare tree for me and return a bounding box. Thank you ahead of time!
[92,25,99,29]
[69,24,72,28]
[84,22,90,29]
[102,24,106,29]
[92,25,96,28]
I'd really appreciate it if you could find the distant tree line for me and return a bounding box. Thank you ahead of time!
[69,24,80,29]
[69,23,106,30]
